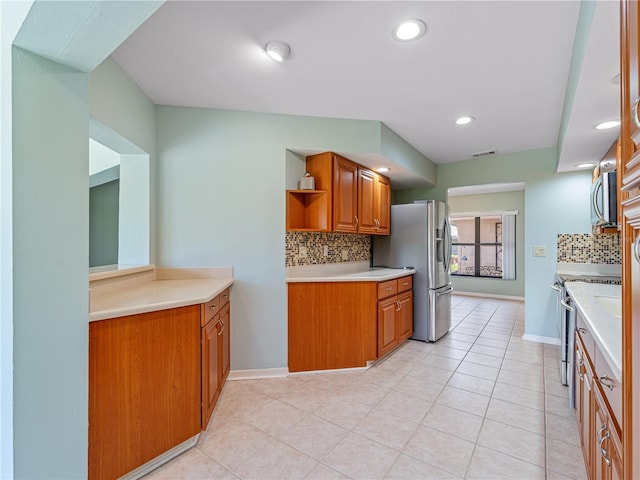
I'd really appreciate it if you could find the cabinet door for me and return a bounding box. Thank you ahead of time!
[333,156,359,232]
[375,174,391,235]
[219,303,230,382]
[576,336,593,475]
[357,168,377,234]
[593,384,623,480]
[378,298,398,357]
[397,291,413,342]
[202,317,220,430]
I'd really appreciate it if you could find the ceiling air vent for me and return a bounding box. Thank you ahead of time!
[471,150,497,158]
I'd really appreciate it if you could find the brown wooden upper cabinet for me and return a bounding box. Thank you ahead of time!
[286,151,390,235]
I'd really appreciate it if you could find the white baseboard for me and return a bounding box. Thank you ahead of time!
[522,334,561,345]
[453,291,525,301]
[227,367,290,380]
[119,434,199,480]
[289,365,370,376]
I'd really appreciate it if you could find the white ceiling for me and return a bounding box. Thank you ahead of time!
[111,1,619,179]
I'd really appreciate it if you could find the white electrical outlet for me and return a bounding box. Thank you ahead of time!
[299,246,308,257]
[533,245,546,257]
[323,245,328,256]
[342,249,349,261]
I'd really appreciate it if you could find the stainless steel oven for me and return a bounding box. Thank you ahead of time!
[551,278,576,408]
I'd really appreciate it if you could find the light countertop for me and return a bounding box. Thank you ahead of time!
[565,281,621,381]
[286,261,415,283]
[89,267,233,322]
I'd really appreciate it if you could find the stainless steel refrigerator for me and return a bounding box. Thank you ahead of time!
[373,201,453,342]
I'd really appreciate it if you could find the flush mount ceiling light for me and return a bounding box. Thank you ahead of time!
[264,41,292,62]
[595,120,620,130]
[455,116,475,125]
[392,19,426,41]
[576,162,597,169]
[376,167,390,173]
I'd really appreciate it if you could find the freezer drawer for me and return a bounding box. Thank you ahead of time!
[425,284,453,342]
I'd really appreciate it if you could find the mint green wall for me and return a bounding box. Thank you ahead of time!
[448,190,525,298]
[89,57,157,264]
[12,47,89,479]
[395,147,592,340]
[156,107,414,369]
[90,180,120,267]
[380,123,436,186]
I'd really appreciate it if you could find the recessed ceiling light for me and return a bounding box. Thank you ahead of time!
[264,41,292,62]
[376,167,390,173]
[575,162,597,169]
[595,120,620,130]
[455,116,475,125]
[392,19,426,41]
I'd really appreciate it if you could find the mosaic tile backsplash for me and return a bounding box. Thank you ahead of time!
[557,233,621,264]
[286,232,371,267]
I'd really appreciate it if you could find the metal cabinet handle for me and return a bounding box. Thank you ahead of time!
[402,282,409,286]
[634,98,640,129]
[355,216,359,228]
[386,286,393,291]
[210,305,217,311]
[577,360,585,380]
[561,297,574,312]
[634,235,640,264]
[599,428,611,466]
[578,327,587,334]
[396,300,401,312]
[218,320,225,336]
[599,375,615,391]
[550,282,562,292]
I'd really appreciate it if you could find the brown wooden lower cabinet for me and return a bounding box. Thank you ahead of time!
[575,326,623,480]
[288,275,413,372]
[89,306,201,480]
[89,291,231,479]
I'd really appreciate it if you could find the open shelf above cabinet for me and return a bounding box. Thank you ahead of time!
[286,190,331,231]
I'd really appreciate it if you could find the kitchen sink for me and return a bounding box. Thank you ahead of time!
[594,295,622,318]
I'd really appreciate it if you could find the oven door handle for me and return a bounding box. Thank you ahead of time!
[561,297,574,312]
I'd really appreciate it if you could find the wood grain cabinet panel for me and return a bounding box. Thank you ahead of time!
[333,156,359,233]
[377,297,399,357]
[89,306,201,480]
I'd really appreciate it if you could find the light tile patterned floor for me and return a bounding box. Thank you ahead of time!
[145,295,587,480]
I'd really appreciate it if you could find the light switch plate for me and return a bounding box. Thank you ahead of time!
[533,245,546,257]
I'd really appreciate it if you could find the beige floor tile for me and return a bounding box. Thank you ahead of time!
[474,336,509,349]
[436,338,474,351]
[353,409,419,450]
[432,345,468,360]
[478,331,511,341]
[485,398,546,435]
[313,394,372,430]
[545,375,570,398]
[447,372,496,397]
[546,412,581,446]
[492,382,545,411]
[376,355,416,375]
[244,375,311,397]
[277,414,348,460]
[233,437,317,480]
[395,373,446,402]
[361,365,406,389]
[144,448,235,479]
[500,357,544,376]
[435,386,490,416]
[375,389,433,423]
[452,326,484,336]
[505,348,544,365]
[466,445,545,480]
[455,360,500,381]
[497,367,545,392]
[546,437,588,479]
[384,453,462,479]
[420,353,463,371]
[545,393,575,419]
[338,381,390,407]
[197,422,272,471]
[302,463,349,480]
[206,386,273,431]
[323,432,400,479]
[422,403,484,442]
[470,343,506,358]
[406,362,454,384]
[243,398,306,436]
[546,470,577,480]
[403,425,475,478]
[448,331,478,343]
[280,387,340,412]
[478,419,546,467]
[463,351,504,368]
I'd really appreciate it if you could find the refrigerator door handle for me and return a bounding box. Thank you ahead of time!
[442,218,452,272]
[437,285,454,296]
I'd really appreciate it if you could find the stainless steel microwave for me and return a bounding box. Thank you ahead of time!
[590,171,617,226]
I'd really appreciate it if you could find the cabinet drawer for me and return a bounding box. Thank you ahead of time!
[378,279,398,299]
[576,312,595,367]
[594,348,622,427]
[397,276,412,293]
[201,294,221,326]
[219,288,231,308]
